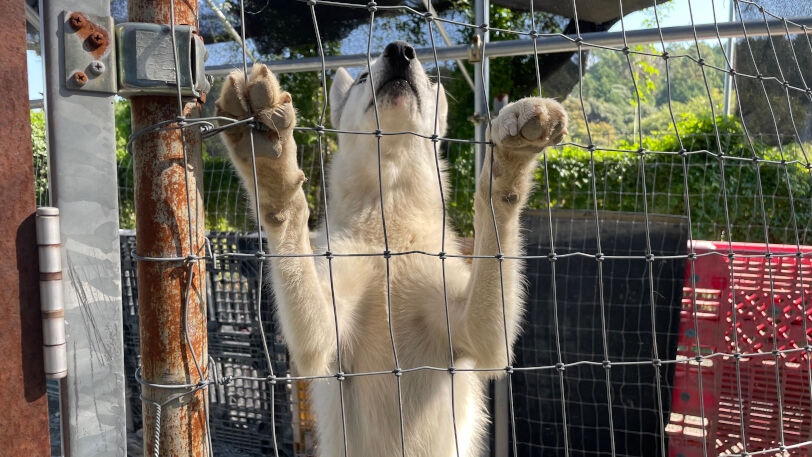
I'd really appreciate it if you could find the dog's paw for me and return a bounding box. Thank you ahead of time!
[215,64,296,159]
[491,98,567,153]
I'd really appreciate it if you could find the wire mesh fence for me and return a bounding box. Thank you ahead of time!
[76,0,812,456]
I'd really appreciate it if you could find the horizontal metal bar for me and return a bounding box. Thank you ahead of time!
[206,16,812,77]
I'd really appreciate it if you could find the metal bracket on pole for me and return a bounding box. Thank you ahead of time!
[116,23,212,99]
[62,15,212,100]
[63,11,117,94]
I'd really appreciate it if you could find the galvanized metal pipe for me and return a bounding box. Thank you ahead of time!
[36,207,67,379]
[474,0,489,190]
[0,0,51,452]
[206,16,812,77]
[42,1,127,454]
[128,1,208,456]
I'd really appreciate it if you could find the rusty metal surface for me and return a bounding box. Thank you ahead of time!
[129,1,208,455]
[0,0,51,453]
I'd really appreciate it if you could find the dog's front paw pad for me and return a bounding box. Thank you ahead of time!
[494,98,568,151]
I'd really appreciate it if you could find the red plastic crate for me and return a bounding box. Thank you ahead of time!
[669,241,812,457]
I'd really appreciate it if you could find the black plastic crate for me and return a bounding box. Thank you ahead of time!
[120,231,295,456]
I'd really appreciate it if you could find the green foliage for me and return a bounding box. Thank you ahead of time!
[527,114,812,245]
[31,110,48,206]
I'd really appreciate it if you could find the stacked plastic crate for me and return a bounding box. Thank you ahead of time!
[669,241,812,457]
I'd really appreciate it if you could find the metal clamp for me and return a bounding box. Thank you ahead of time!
[116,23,212,99]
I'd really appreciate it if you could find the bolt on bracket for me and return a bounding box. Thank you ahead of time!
[115,23,211,99]
[63,11,117,94]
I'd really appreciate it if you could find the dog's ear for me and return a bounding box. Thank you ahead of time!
[433,83,449,138]
[330,67,354,127]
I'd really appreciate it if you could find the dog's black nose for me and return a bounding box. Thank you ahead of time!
[383,41,416,73]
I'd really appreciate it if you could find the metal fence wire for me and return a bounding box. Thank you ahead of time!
[120,0,812,456]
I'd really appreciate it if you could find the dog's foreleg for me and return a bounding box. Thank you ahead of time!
[463,98,568,372]
[216,65,337,376]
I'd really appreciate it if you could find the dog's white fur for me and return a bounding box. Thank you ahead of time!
[215,43,567,457]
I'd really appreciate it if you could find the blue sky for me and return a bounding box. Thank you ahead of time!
[26,0,734,102]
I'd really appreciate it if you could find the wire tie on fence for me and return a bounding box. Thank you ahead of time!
[622,46,630,56]
[756,73,764,81]
[694,355,702,363]
[805,345,812,354]
[660,51,669,60]
[448,366,457,375]
[220,375,233,386]
[266,375,277,385]
[374,129,383,138]
[595,253,604,262]
[504,366,514,374]
[547,252,557,262]
[529,29,538,38]
[307,0,316,5]
[587,144,596,152]
[652,359,661,367]
[383,250,392,259]
[438,251,447,260]
[687,252,696,260]
[728,68,736,76]
[555,362,565,372]
[678,147,687,157]
[335,372,346,381]
[366,1,377,12]
[728,252,736,260]
[431,134,439,143]
[315,125,325,135]
[495,253,504,261]
[479,23,489,32]
[602,360,612,369]
[645,254,654,262]
[772,349,781,357]
[325,250,333,260]
[696,58,705,67]
[637,148,646,155]
[392,368,402,377]
[423,11,433,21]
[255,250,266,260]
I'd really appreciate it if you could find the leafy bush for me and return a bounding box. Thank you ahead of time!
[528,114,812,245]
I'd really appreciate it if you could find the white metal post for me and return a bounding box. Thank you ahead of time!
[474,0,490,190]
[40,1,127,455]
[723,0,736,117]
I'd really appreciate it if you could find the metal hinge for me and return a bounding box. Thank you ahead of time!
[63,12,212,100]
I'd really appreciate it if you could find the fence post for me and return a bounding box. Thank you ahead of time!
[127,1,209,456]
[474,0,490,190]
[0,0,51,454]
[40,0,127,454]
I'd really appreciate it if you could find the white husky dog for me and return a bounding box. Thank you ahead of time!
[216,40,567,457]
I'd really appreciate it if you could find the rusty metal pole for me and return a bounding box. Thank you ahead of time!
[128,1,208,456]
[0,0,51,454]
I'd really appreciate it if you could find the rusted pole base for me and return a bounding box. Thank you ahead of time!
[128,0,208,454]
